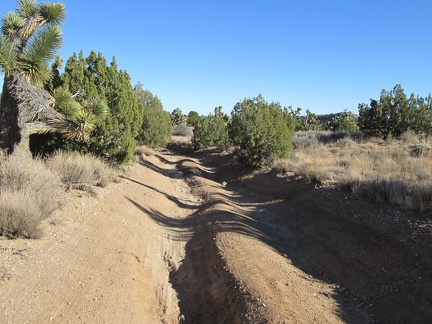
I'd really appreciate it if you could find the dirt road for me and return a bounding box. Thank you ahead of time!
[1,145,431,323]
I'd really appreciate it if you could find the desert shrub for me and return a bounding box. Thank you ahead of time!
[172,124,193,137]
[391,147,407,161]
[352,179,432,211]
[358,85,432,139]
[59,51,142,165]
[0,148,65,238]
[410,144,431,158]
[0,190,44,239]
[187,111,201,127]
[293,130,362,148]
[274,137,432,210]
[325,111,358,132]
[317,130,351,144]
[193,108,229,149]
[292,132,320,149]
[135,85,172,148]
[336,137,355,148]
[301,161,331,183]
[400,130,420,144]
[47,151,115,189]
[0,149,66,213]
[229,95,294,167]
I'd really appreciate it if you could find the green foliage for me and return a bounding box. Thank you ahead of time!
[31,51,141,165]
[326,110,358,132]
[283,106,303,131]
[358,85,432,139]
[300,109,322,131]
[0,35,16,76]
[44,54,62,92]
[135,83,171,148]
[187,110,201,127]
[171,108,187,126]
[192,107,229,149]
[229,95,294,167]
[0,1,65,87]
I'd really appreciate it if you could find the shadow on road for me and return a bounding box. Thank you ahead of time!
[127,145,432,323]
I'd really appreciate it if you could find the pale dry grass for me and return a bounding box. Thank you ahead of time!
[0,148,117,239]
[0,148,65,238]
[171,135,192,144]
[47,151,117,190]
[275,132,432,211]
[172,124,193,137]
[134,145,155,158]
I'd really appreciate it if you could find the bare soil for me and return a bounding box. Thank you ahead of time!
[1,144,431,323]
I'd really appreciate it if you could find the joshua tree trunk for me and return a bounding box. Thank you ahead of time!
[0,72,80,153]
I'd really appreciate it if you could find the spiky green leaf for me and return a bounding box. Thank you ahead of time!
[18,0,38,19]
[2,12,25,37]
[52,87,80,117]
[17,53,51,86]
[91,99,108,120]
[17,24,62,84]
[25,25,62,63]
[0,36,16,75]
[38,3,66,26]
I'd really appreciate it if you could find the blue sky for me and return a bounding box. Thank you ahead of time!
[1,0,432,115]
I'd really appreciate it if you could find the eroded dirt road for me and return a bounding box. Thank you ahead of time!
[1,145,432,323]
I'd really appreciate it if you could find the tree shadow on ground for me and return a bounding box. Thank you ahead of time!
[128,145,432,323]
[182,146,432,324]
[121,175,199,210]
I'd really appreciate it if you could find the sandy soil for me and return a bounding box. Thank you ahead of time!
[1,145,432,323]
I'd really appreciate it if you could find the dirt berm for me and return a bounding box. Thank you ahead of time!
[1,145,431,323]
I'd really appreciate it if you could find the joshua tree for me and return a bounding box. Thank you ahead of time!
[0,0,91,153]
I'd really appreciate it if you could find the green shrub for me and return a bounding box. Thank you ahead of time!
[38,51,143,166]
[193,107,229,149]
[135,85,172,148]
[229,95,294,167]
[326,111,358,132]
[187,111,201,127]
[358,85,432,139]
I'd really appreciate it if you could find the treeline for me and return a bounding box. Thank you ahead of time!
[12,49,432,170]
[185,85,432,168]
[358,84,432,139]
[28,50,432,169]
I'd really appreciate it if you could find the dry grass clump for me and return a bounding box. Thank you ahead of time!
[0,148,65,238]
[135,145,155,157]
[275,131,432,211]
[0,190,45,239]
[292,132,320,149]
[293,130,363,148]
[172,124,193,137]
[133,145,155,162]
[47,150,116,190]
[0,149,117,239]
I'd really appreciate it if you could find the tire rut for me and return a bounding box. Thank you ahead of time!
[165,158,258,324]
